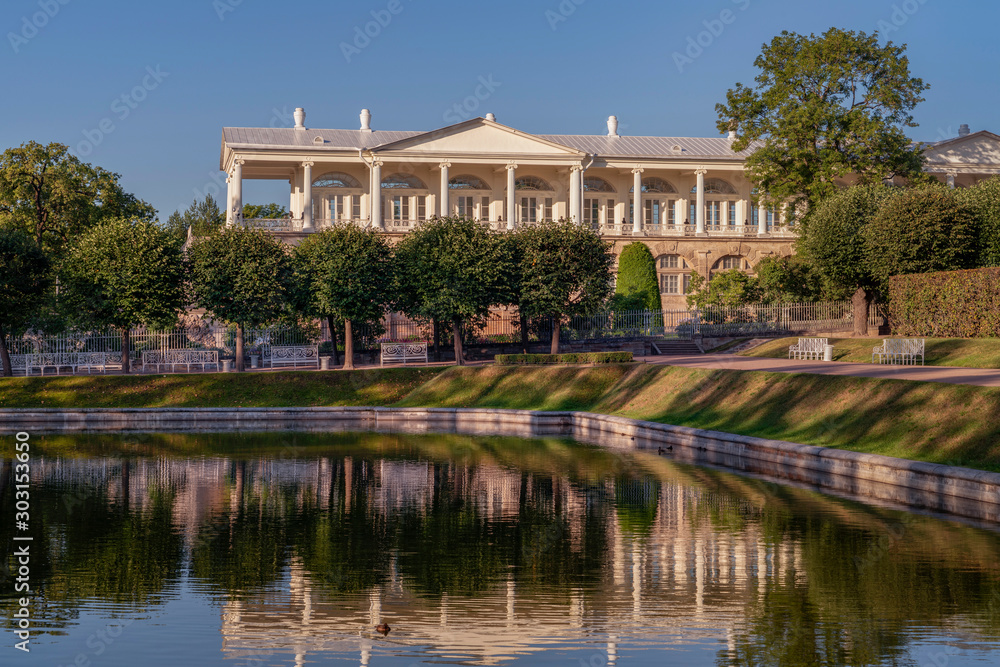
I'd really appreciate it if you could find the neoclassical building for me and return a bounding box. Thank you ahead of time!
[220,109,1000,308]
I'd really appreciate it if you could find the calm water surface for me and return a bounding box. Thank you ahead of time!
[2,431,1000,666]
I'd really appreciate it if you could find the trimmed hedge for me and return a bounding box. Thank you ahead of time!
[494,352,634,365]
[887,267,1000,337]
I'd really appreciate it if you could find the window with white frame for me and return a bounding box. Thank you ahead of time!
[660,274,679,294]
[312,171,364,223]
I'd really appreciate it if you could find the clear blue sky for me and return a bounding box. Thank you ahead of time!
[2,0,995,218]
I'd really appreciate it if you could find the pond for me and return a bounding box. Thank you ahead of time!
[2,431,1000,666]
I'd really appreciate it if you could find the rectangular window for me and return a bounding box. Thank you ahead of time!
[481,196,490,221]
[660,274,679,294]
[457,195,474,217]
[584,198,600,227]
[666,199,675,226]
[417,196,426,221]
[520,197,537,223]
[683,275,691,294]
[659,255,679,269]
[706,201,721,226]
[728,202,737,227]
[352,195,361,220]
[644,200,661,228]
[629,203,635,226]
[544,198,553,222]
[607,199,615,226]
[391,195,409,226]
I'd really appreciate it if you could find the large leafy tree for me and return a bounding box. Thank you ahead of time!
[294,225,394,370]
[717,28,928,211]
[164,194,225,241]
[243,202,287,219]
[188,227,294,372]
[517,220,614,354]
[798,184,900,334]
[956,176,1000,268]
[60,218,186,373]
[0,141,155,256]
[686,270,761,309]
[864,187,978,288]
[394,217,510,365]
[0,229,51,376]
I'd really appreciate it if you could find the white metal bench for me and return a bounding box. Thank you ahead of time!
[26,352,122,376]
[267,345,319,368]
[142,349,219,373]
[872,338,924,365]
[788,337,828,360]
[380,341,428,366]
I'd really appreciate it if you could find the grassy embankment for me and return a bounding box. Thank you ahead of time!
[741,336,1000,367]
[2,363,1000,471]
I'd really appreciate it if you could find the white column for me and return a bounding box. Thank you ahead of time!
[569,166,582,223]
[439,162,451,217]
[302,162,314,231]
[735,200,745,229]
[947,172,956,189]
[225,175,233,226]
[371,160,383,230]
[757,200,767,236]
[695,169,706,235]
[632,167,643,234]
[289,178,296,220]
[506,162,516,230]
[232,159,244,225]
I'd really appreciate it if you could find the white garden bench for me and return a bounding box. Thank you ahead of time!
[26,352,122,376]
[872,338,924,365]
[788,337,828,360]
[380,341,428,366]
[266,345,319,369]
[142,349,219,373]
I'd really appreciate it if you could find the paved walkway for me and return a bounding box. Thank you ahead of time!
[645,354,1000,387]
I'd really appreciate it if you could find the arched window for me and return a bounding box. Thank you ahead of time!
[313,172,362,188]
[713,255,750,271]
[691,178,737,195]
[449,175,490,190]
[584,177,615,193]
[657,254,691,295]
[382,173,427,189]
[513,176,553,191]
[657,254,687,269]
[632,177,677,194]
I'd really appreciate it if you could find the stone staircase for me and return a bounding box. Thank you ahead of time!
[649,339,703,355]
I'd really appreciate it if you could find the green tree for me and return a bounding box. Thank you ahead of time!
[60,218,186,373]
[864,187,978,288]
[0,141,155,256]
[188,227,294,372]
[614,242,662,311]
[717,28,928,212]
[955,176,1000,268]
[517,220,614,354]
[686,269,761,309]
[164,194,225,241]
[798,184,900,334]
[394,217,510,365]
[0,229,51,376]
[755,256,824,303]
[294,225,394,370]
[243,202,287,219]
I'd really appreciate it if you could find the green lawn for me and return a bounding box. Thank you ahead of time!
[740,336,1000,368]
[4,363,1000,472]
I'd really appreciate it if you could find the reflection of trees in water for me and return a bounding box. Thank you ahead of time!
[5,433,1000,662]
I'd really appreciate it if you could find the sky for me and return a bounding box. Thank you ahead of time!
[2,0,996,219]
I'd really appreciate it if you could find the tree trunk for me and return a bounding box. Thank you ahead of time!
[519,312,529,354]
[852,287,871,337]
[432,318,441,362]
[121,329,131,374]
[0,325,11,377]
[235,323,245,372]
[327,316,340,367]
[550,318,560,355]
[452,317,465,366]
[344,319,355,371]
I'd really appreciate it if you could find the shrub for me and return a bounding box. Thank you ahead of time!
[494,352,633,365]
[887,267,1000,337]
[955,176,1000,268]
[615,242,662,311]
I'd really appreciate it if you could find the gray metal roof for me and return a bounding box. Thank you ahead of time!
[222,127,424,151]
[222,125,754,160]
[537,134,754,160]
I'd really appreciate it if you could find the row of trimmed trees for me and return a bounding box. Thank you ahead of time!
[0,216,615,375]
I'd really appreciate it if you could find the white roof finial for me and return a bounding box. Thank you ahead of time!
[360,109,372,132]
[607,115,619,138]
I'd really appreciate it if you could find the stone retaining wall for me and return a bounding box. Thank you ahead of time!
[1,407,997,523]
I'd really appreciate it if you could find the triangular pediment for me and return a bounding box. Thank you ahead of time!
[371,118,585,158]
[924,131,1000,167]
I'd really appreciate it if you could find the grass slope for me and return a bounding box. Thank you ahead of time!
[399,364,1000,471]
[0,367,445,408]
[742,336,1000,367]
